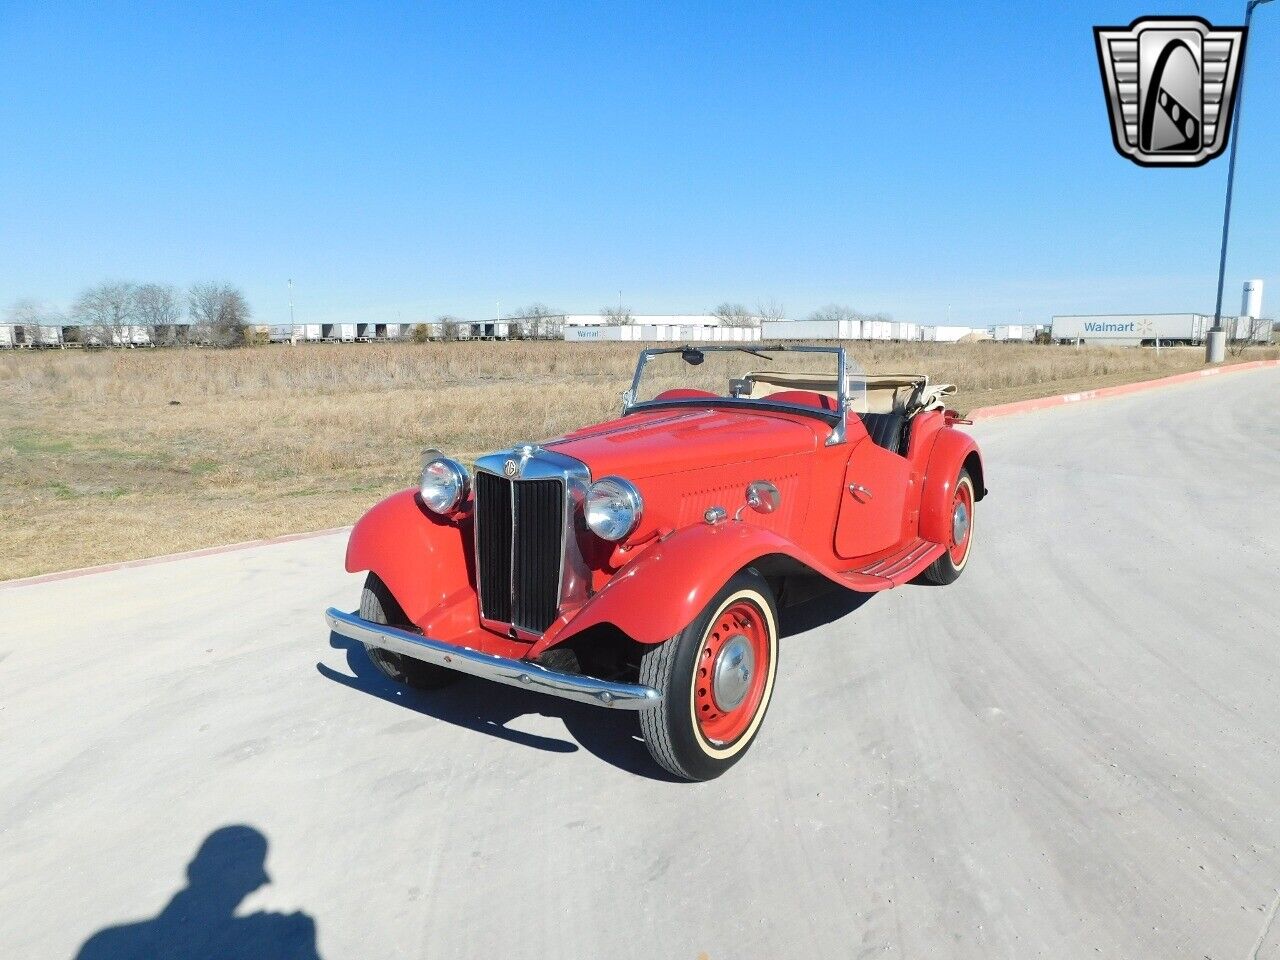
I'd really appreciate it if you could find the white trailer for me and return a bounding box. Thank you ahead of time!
[0,324,13,347]
[762,319,859,340]
[320,323,357,342]
[924,325,975,342]
[991,325,1034,342]
[109,325,150,347]
[30,325,64,347]
[566,326,626,342]
[1231,314,1271,342]
[476,321,512,339]
[564,323,761,343]
[1051,313,1208,346]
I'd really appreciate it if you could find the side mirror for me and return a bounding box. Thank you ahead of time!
[735,480,781,520]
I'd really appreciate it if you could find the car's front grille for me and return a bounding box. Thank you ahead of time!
[475,471,565,633]
[474,471,514,624]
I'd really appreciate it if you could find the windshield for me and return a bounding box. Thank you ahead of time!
[626,346,867,417]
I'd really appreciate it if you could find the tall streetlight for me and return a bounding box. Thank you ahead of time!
[1208,0,1272,363]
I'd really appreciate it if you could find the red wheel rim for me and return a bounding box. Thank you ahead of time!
[949,479,974,565]
[693,599,771,746]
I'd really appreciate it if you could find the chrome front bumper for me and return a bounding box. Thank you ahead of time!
[324,608,662,710]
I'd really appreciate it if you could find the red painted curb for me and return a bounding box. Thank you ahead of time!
[967,359,1280,422]
[0,526,351,590]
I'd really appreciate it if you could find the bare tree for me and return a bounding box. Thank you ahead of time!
[511,302,558,338]
[134,283,183,345]
[6,298,64,347]
[755,299,786,323]
[73,281,140,346]
[711,302,757,328]
[601,305,633,326]
[1228,315,1273,357]
[807,304,892,325]
[808,303,857,324]
[436,315,464,341]
[188,282,251,347]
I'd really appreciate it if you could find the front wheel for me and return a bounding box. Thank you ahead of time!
[639,569,779,781]
[359,574,457,690]
[919,467,976,585]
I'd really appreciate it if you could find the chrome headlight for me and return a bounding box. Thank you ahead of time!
[419,455,469,514]
[585,476,643,541]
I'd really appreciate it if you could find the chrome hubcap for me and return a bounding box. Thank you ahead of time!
[712,635,754,711]
[952,501,970,545]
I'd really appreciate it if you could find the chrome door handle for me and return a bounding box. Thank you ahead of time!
[848,483,873,502]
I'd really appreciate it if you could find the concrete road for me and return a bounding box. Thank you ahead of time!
[3,368,1278,960]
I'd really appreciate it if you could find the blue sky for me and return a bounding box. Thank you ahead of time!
[1,1,1276,326]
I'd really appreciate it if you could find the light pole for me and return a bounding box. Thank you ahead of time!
[288,279,295,326]
[1208,0,1272,363]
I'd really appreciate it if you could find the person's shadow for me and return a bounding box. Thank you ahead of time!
[75,825,321,960]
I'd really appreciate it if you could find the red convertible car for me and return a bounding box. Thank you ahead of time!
[326,345,985,780]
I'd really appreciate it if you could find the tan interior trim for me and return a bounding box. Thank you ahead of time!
[745,370,929,414]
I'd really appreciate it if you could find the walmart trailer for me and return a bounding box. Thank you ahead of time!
[1051,314,1209,346]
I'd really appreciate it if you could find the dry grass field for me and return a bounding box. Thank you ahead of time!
[3,340,1276,580]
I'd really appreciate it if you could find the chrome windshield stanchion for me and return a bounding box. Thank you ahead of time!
[827,347,848,446]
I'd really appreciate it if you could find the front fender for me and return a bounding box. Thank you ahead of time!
[919,428,985,544]
[345,489,476,632]
[534,522,847,652]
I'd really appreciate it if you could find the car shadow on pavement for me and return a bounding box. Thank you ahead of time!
[74,825,321,960]
[778,585,876,638]
[318,633,684,782]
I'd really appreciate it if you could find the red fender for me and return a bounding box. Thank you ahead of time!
[344,489,477,633]
[533,521,850,652]
[918,428,985,544]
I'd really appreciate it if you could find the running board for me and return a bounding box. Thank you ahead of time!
[843,537,946,590]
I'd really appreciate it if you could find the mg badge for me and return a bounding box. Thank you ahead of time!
[503,459,519,478]
[1094,16,1246,167]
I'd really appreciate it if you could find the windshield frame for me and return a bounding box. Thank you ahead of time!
[621,344,853,446]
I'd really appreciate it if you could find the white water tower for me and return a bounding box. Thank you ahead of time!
[1242,279,1264,319]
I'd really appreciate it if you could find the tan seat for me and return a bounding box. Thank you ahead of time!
[745,371,937,414]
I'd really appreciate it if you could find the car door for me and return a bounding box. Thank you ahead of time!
[834,436,911,559]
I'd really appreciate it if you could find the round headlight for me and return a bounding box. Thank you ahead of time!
[586,476,643,541]
[419,456,468,514]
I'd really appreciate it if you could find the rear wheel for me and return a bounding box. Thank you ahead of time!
[359,573,456,690]
[920,468,976,585]
[639,569,779,781]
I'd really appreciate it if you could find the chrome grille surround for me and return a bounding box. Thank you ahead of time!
[473,445,592,637]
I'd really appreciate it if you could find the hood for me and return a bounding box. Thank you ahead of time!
[544,406,823,480]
